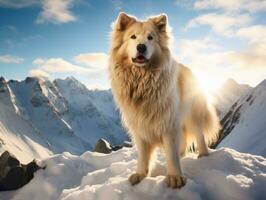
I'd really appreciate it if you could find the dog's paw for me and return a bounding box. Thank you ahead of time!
[165,175,186,189]
[129,173,146,185]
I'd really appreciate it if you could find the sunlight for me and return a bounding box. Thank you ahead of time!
[200,76,221,93]
[194,71,223,102]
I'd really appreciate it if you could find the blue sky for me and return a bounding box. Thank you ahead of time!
[1,0,266,90]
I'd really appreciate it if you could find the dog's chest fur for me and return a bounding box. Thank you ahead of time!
[111,63,180,139]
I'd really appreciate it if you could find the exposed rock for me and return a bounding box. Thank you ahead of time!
[211,102,242,148]
[30,96,49,107]
[94,139,113,154]
[25,77,37,84]
[0,151,43,191]
[94,139,133,154]
[0,77,7,93]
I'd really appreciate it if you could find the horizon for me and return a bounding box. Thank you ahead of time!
[1,0,266,91]
[0,74,259,92]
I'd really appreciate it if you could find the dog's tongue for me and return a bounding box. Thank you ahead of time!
[136,55,145,63]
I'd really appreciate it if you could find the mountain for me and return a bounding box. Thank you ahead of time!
[212,78,252,118]
[54,77,126,147]
[0,76,127,162]
[0,147,265,200]
[216,79,266,157]
[7,77,86,154]
[0,77,52,162]
[0,76,265,199]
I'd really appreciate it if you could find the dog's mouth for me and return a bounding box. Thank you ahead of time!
[132,55,149,65]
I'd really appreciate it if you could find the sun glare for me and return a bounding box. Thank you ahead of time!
[201,77,221,93]
[194,71,222,101]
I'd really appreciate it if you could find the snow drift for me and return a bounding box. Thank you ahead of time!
[0,147,265,200]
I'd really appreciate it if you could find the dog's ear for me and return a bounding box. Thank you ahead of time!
[150,14,168,32]
[115,12,136,31]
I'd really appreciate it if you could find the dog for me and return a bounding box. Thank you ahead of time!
[108,12,220,188]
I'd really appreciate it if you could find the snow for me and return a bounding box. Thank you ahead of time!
[218,79,266,157]
[0,77,52,162]
[54,77,128,147]
[0,147,265,200]
[0,76,127,162]
[7,77,86,155]
[1,76,265,199]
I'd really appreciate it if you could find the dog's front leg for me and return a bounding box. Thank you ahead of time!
[163,132,186,188]
[129,137,152,185]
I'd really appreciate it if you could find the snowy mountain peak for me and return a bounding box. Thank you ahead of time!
[25,76,38,84]
[224,78,238,86]
[54,76,88,95]
[217,78,266,157]
[55,76,84,87]
[213,78,252,117]
[222,78,252,92]
[65,76,80,83]
[0,76,127,161]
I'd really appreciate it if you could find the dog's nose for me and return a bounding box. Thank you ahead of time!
[137,44,147,54]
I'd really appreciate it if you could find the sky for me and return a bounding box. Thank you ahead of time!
[0,0,266,90]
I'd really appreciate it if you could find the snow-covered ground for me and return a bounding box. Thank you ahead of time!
[0,147,265,200]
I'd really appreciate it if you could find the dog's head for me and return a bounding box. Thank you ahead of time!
[111,13,171,68]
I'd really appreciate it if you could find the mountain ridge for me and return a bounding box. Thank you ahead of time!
[216,78,266,157]
[212,78,253,117]
[0,76,127,162]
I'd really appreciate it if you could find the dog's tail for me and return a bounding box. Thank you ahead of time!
[184,102,220,152]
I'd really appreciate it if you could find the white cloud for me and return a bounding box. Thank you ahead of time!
[179,0,266,88]
[32,58,45,65]
[175,36,266,87]
[186,13,251,36]
[33,58,87,73]
[30,55,110,89]
[29,69,49,77]
[177,38,218,56]
[0,55,24,64]
[74,53,108,68]
[0,0,39,8]
[225,41,266,70]
[194,0,266,13]
[0,0,77,24]
[29,54,110,89]
[36,0,77,24]
[237,25,266,43]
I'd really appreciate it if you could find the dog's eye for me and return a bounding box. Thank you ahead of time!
[147,35,153,40]
[130,34,136,39]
